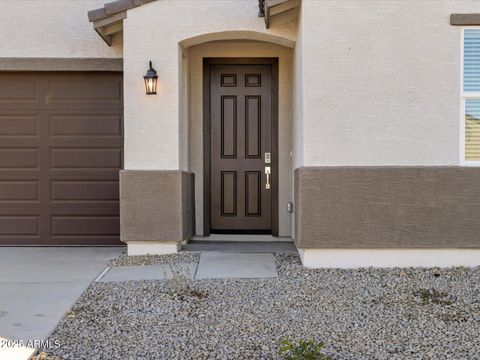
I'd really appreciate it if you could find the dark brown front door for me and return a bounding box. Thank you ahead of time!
[209,64,274,233]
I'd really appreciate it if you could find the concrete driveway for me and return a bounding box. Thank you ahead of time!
[0,247,122,359]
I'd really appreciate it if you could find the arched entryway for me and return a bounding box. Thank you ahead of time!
[179,32,294,239]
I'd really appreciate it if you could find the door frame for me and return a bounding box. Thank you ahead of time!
[203,57,279,236]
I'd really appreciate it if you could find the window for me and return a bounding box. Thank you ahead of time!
[462,29,480,165]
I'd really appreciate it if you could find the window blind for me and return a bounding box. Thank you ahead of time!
[465,99,480,160]
[463,30,480,161]
[464,29,480,92]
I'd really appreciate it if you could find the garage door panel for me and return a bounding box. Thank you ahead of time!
[0,80,37,101]
[48,170,119,181]
[47,75,121,100]
[0,148,39,169]
[0,205,119,213]
[0,72,123,245]
[45,74,122,110]
[0,75,41,108]
[0,181,38,201]
[49,115,122,137]
[0,216,39,236]
[52,216,119,236]
[0,73,122,110]
[50,148,122,169]
[51,180,119,202]
[47,236,121,246]
[0,236,120,246]
[0,114,39,137]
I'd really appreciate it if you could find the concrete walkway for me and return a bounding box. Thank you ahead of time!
[99,263,197,282]
[99,252,279,282]
[0,247,122,359]
[195,252,278,279]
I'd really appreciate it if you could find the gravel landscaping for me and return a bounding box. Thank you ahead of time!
[109,251,200,267]
[36,253,480,359]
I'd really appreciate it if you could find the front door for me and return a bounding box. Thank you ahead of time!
[209,64,274,233]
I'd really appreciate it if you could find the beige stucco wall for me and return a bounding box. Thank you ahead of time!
[120,0,480,201]
[123,0,296,170]
[0,0,122,58]
[188,42,293,236]
[299,0,479,166]
[292,2,304,170]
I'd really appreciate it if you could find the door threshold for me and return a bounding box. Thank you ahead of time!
[190,234,292,242]
[183,241,296,253]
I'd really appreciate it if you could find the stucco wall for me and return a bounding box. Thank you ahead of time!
[122,0,480,170]
[292,2,304,170]
[123,0,296,170]
[0,0,122,58]
[300,0,479,166]
[188,42,293,236]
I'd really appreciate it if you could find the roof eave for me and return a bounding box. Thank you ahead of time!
[88,0,156,46]
[261,0,301,29]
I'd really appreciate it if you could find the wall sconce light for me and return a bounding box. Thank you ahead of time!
[144,60,158,95]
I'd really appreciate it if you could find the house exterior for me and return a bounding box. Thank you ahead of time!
[1,0,480,268]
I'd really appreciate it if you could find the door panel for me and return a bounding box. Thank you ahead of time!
[210,65,272,232]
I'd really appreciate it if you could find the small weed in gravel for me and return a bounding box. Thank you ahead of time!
[416,288,456,305]
[279,338,333,360]
[31,352,61,360]
[164,263,207,301]
[440,310,471,322]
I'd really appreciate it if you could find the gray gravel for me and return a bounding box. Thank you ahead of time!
[109,251,200,267]
[38,253,480,359]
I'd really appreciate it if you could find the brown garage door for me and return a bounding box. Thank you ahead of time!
[0,72,123,245]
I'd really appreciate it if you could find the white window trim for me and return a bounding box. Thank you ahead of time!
[461,27,480,166]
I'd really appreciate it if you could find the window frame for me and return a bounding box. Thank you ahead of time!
[461,27,480,166]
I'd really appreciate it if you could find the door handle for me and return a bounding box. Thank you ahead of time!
[265,166,271,190]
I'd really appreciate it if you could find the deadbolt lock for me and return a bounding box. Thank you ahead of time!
[265,152,271,164]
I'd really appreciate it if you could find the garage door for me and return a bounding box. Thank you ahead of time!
[0,72,123,245]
